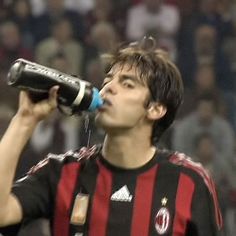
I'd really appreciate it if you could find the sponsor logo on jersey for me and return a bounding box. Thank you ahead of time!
[111,185,133,202]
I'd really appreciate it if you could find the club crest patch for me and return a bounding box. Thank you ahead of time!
[155,207,170,234]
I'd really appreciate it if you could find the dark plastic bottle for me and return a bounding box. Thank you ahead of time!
[7,58,103,114]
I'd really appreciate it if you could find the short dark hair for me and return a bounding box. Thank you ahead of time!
[102,37,184,144]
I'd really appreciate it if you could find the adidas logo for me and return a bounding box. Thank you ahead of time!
[74,233,83,236]
[111,185,133,202]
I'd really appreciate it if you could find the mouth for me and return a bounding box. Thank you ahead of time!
[98,98,112,111]
[102,97,112,106]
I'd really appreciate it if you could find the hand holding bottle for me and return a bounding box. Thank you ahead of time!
[15,86,59,127]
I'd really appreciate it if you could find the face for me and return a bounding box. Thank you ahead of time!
[197,100,215,124]
[95,64,151,132]
[53,19,72,42]
[145,0,162,12]
[91,24,117,52]
[48,0,64,11]
[195,66,215,89]
[1,23,20,50]
[195,26,216,53]
[14,0,30,18]
[50,57,69,73]
[196,136,215,163]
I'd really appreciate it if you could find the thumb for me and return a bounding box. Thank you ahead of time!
[48,85,60,108]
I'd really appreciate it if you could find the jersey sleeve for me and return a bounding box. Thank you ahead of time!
[11,145,99,221]
[187,176,223,236]
[169,153,223,235]
[12,156,60,219]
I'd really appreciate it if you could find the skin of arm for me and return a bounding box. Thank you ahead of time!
[0,87,58,226]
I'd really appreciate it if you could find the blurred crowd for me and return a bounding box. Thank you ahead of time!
[0,0,236,235]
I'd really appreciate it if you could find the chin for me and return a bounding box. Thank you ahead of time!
[95,116,121,131]
[95,113,109,128]
[95,112,135,131]
[95,115,114,130]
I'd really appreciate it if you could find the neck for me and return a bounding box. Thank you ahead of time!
[101,128,156,169]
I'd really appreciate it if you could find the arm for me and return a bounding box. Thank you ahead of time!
[0,87,58,226]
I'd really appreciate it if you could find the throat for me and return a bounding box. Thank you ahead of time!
[102,137,156,169]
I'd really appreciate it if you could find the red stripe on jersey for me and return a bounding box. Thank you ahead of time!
[131,165,158,236]
[53,162,81,236]
[173,173,194,235]
[88,160,113,236]
[170,153,223,229]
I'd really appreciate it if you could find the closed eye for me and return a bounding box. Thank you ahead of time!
[122,80,135,88]
[100,73,139,89]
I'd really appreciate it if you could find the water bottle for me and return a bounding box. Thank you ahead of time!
[7,58,103,115]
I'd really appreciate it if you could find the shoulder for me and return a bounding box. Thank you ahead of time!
[158,149,209,182]
[50,145,98,160]
[48,145,101,165]
[27,145,101,174]
[168,152,223,229]
[168,152,212,185]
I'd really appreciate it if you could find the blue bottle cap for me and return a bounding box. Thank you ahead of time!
[88,88,103,111]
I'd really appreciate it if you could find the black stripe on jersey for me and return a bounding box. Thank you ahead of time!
[68,155,100,236]
[149,162,180,236]
[106,172,137,236]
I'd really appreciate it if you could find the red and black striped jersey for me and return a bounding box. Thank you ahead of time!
[12,146,223,236]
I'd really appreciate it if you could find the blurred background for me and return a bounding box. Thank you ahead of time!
[0,0,236,235]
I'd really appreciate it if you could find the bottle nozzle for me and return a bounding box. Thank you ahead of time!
[88,88,104,111]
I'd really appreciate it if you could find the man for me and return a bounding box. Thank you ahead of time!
[126,0,180,59]
[0,37,222,235]
[173,92,234,162]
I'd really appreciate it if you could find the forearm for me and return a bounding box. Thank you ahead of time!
[0,115,37,208]
[0,87,58,225]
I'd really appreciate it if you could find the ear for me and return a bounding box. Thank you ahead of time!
[146,102,167,121]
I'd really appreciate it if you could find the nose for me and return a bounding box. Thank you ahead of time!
[100,80,117,96]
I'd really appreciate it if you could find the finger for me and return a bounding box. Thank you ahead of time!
[49,86,59,98]
[19,90,32,106]
[48,86,59,108]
